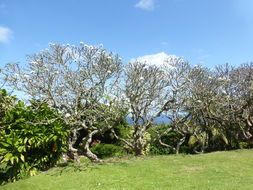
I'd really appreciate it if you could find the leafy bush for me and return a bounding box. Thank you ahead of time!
[149,125,191,155]
[149,144,172,155]
[79,118,131,144]
[239,142,250,149]
[0,92,69,183]
[90,143,124,158]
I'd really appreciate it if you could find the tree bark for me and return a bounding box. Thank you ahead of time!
[67,129,79,163]
[133,142,145,156]
[82,130,101,162]
[133,126,146,156]
[176,136,186,154]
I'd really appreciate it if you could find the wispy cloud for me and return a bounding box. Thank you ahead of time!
[192,48,211,61]
[135,0,155,11]
[193,48,205,54]
[198,54,211,60]
[0,3,6,9]
[0,3,8,14]
[161,41,168,46]
[0,26,12,43]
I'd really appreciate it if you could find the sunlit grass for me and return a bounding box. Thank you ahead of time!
[2,149,253,190]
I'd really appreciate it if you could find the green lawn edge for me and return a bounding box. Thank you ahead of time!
[2,149,253,190]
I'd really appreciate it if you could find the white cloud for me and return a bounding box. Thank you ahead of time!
[135,0,155,11]
[131,52,179,68]
[0,26,12,43]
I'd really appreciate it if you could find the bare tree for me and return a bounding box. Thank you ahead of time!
[0,68,7,89]
[183,63,253,152]
[182,65,227,153]
[4,43,124,162]
[156,60,192,154]
[230,63,253,141]
[214,63,253,143]
[113,58,191,156]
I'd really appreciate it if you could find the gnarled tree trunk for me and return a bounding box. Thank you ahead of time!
[133,144,145,156]
[82,130,101,162]
[133,126,146,156]
[176,136,186,154]
[67,129,80,163]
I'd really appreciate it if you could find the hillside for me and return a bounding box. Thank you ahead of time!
[2,149,253,190]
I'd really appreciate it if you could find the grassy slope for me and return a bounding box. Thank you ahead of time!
[2,149,253,190]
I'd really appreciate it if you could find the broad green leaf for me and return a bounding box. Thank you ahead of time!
[10,156,15,165]
[24,137,28,144]
[20,154,25,162]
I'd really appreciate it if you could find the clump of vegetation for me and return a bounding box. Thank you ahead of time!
[90,143,124,158]
[0,90,69,183]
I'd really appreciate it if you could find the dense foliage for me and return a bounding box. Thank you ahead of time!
[0,90,69,183]
[90,144,124,158]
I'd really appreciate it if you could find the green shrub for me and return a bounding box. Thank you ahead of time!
[149,125,191,155]
[90,143,124,158]
[86,118,132,146]
[74,117,132,155]
[0,93,69,183]
[149,144,173,155]
[239,142,250,149]
[149,125,178,155]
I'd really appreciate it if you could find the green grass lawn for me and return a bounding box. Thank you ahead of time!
[2,149,253,190]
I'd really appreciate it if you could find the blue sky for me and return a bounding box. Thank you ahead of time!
[0,0,253,68]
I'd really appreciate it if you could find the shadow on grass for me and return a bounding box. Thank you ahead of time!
[48,162,100,177]
[51,156,134,177]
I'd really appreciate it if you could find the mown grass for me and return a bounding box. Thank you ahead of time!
[2,149,253,190]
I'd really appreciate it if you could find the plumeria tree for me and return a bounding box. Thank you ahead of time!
[0,68,7,89]
[182,65,223,152]
[183,63,253,152]
[4,43,125,162]
[213,63,253,146]
[113,57,191,156]
[157,60,192,154]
